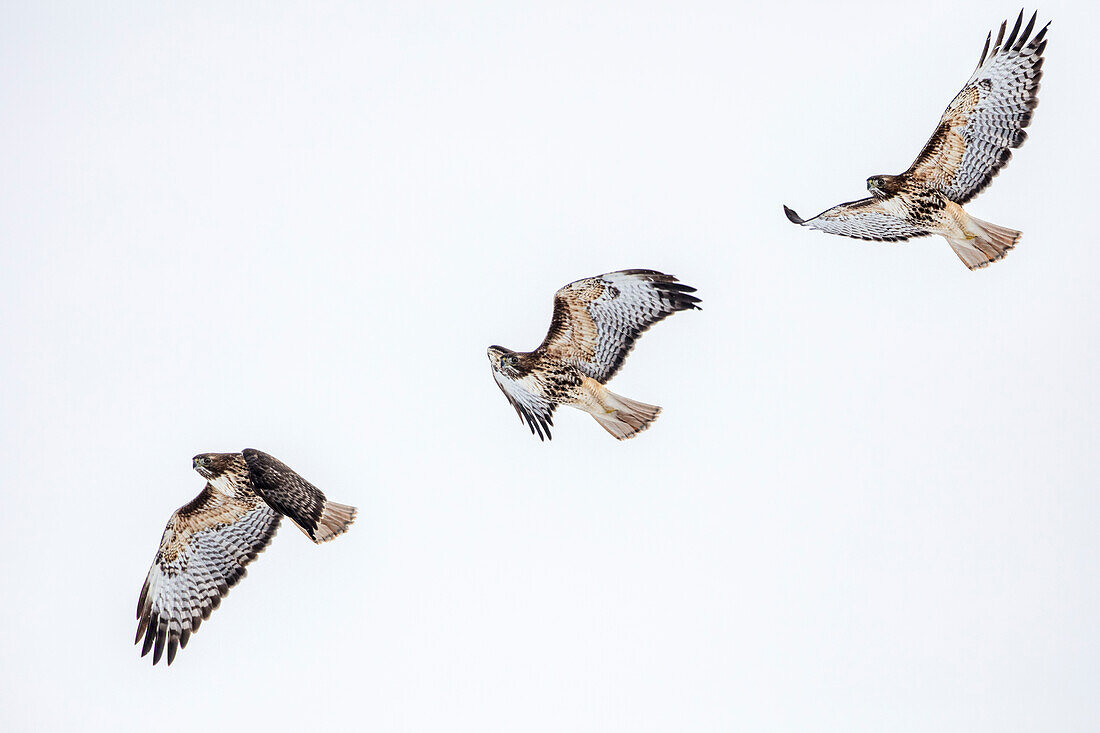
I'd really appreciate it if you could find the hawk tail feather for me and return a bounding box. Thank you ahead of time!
[590,391,662,441]
[310,500,357,543]
[949,217,1021,270]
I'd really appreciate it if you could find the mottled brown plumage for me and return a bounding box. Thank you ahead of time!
[134,451,356,665]
[785,11,1049,269]
[488,269,700,440]
[243,449,356,543]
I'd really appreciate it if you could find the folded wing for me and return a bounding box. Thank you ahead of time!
[539,270,700,383]
[242,449,357,543]
[135,487,280,665]
[906,11,1048,203]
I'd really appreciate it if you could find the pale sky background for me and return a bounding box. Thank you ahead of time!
[2,1,1098,731]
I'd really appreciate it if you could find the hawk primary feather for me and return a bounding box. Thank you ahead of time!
[488,269,700,440]
[784,10,1049,269]
[134,451,356,665]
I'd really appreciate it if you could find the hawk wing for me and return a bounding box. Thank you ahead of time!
[242,449,357,544]
[783,200,930,242]
[537,270,700,383]
[135,486,280,665]
[491,368,557,441]
[905,11,1048,203]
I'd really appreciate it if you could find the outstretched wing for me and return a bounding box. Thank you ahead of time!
[538,270,700,383]
[906,11,1048,203]
[783,200,930,242]
[135,486,280,665]
[242,449,357,543]
[492,368,557,441]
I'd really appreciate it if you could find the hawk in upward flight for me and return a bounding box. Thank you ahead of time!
[135,450,356,665]
[784,11,1050,269]
[488,269,700,441]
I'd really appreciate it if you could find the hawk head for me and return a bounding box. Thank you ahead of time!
[192,453,248,481]
[867,175,902,198]
[487,345,522,378]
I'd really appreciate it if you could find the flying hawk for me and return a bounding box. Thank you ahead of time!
[784,11,1049,269]
[488,269,700,440]
[135,450,356,665]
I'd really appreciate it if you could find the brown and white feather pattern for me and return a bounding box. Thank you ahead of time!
[135,480,280,666]
[489,270,699,440]
[783,199,930,243]
[243,449,357,543]
[541,270,702,382]
[784,11,1048,269]
[907,11,1048,203]
[490,364,560,441]
[135,451,356,665]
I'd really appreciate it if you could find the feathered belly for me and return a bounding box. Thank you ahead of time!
[899,189,945,225]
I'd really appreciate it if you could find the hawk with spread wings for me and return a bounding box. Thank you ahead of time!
[784,11,1049,269]
[488,269,700,440]
[135,450,356,665]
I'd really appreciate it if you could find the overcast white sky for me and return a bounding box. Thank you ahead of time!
[2,1,1098,731]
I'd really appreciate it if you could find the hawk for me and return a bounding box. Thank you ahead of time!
[488,269,700,440]
[784,11,1049,269]
[135,449,357,665]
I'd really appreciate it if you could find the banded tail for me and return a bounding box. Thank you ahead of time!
[590,389,662,440]
[311,501,357,543]
[949,216,1021,270]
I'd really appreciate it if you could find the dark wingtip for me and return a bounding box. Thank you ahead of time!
[1032,22,1050,49]
[134,618,147,645]
[654,280,702,311]
[152,621,166,665]
[657,280,696,294]
[534,419,550,441]
[783,205,805,225]
[993,18,1008,52]
[140,618,156,657]
[522,410,552,441]
[673,292,702,311]
[977,31,991,67]
[1004,10,1024,50]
